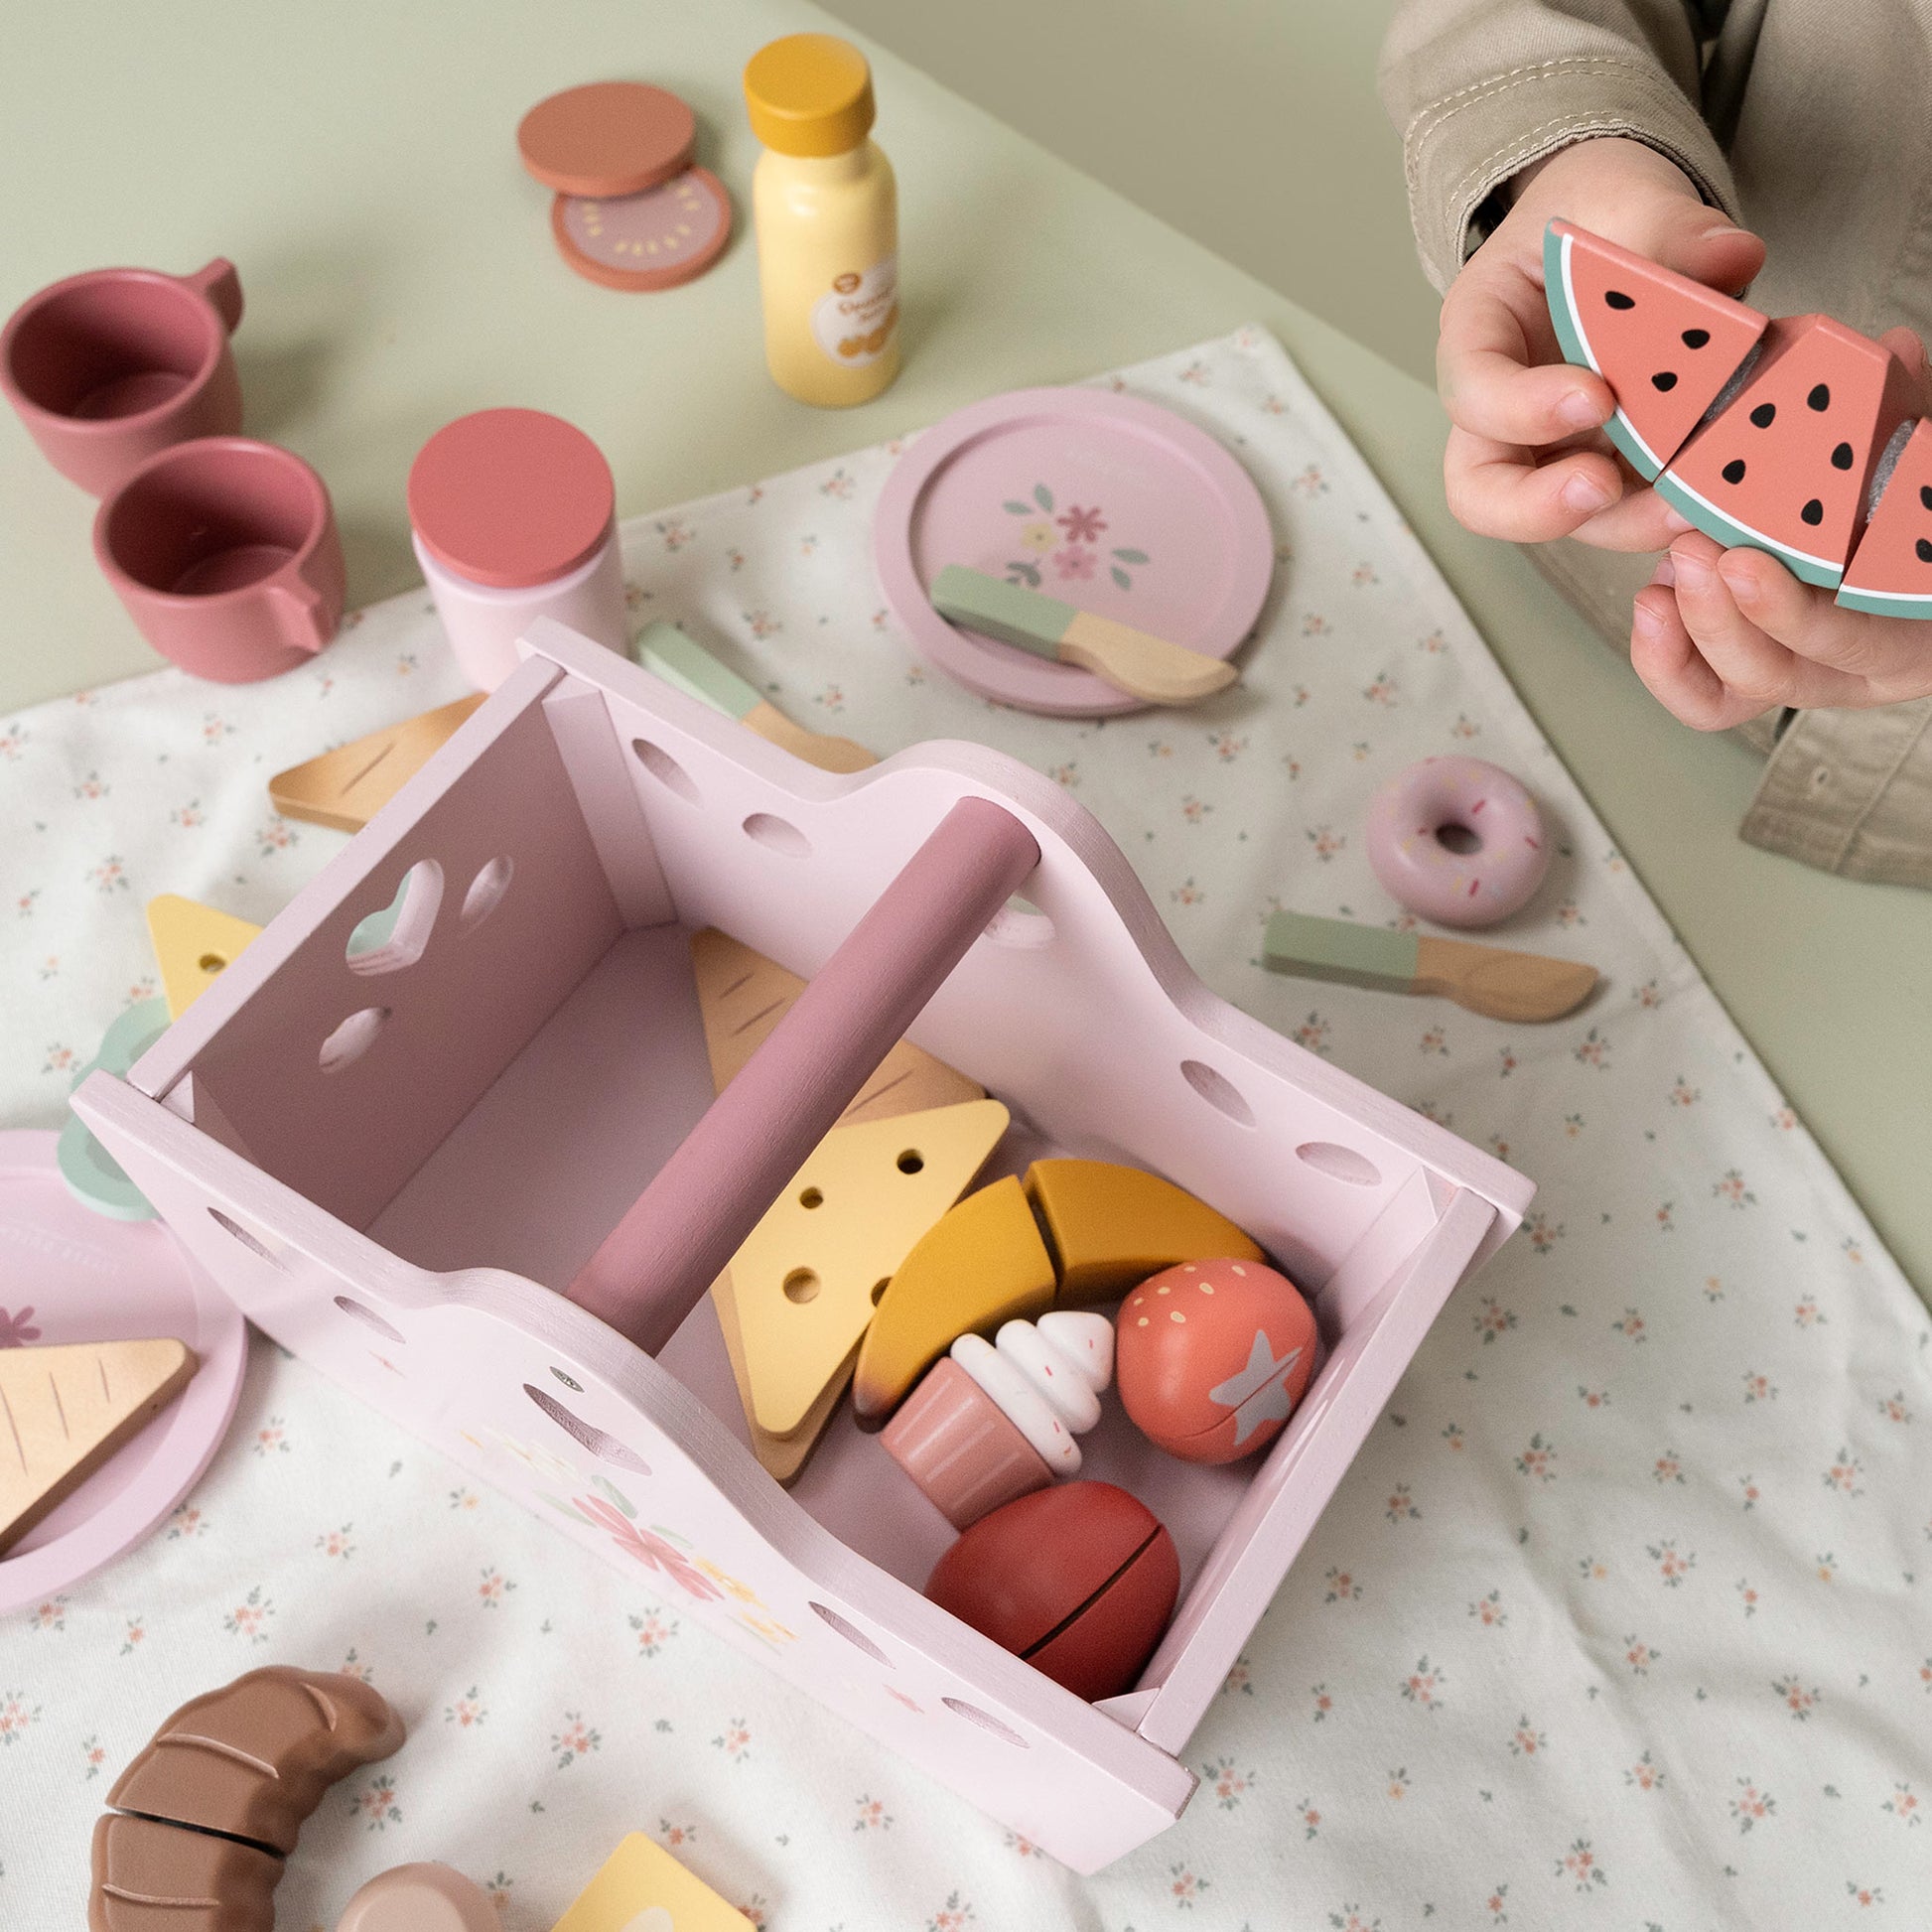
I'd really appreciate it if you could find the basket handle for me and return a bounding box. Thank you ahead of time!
[566,796,1041,1353]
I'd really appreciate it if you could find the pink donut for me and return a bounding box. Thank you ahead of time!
[1365,756,1548,928]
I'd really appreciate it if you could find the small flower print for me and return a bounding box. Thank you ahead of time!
[449,1485,480,1513]
[1399,1656,1445,1710]
[1653,1449,1685,1485]
[819,467,856,499]
[1050,545,1096,582]
[1817,1552,1837,1583]
[1883,1783,1920,1826]
[1351,561,1379,587]
[1824,1449,1865,1496]
[1328,1908,1381,1931]
[352,1773,401,1830]
[1384,1483,1420,1524]
[1623,1635,1660,1675]
[855,1793,893,1832]
[1290,464,1328,496]
[1731,1780,1775,1832]
[1626,1751,1663,1791]
[1771,1676,1820,1720]
[0,1306,42,1346]
[1168,1864,1207,1908]
[1442,1423,1466,1451]
[1311,1683,1332,1722]
[1306,824,1345,861]
[446,1688,486,1729]
[1737,1579,1760,1617]
[1170,877,1204,907]
[1207,731,1248,762]
[1202,1754,1254,1808]
[1222,1657,1253,1697]
[1363,671,1399,706]
[1515,1434,1557,1483]
[1795,1296,1826,1327]
[1302,612,1332,637]
[1669,1076,1701,1107]
[1485,1885,1508,1923]
[1523,1213,1563,1254]
[1470,1589,1506,1627]
[1056,504,1107,542]
[1648,1540,1695,1587]
[1019,520,1054,552]
[315,1523,354,1559]
[0,1691,42,1743]
[1420,1024,1449,1056]
[89,855,131,893]
[1384,1766,1411,1800]
[659,1819,695,1848]
[1578,1386,1610,1409]
[1298,1797,1320,1838]
[1849,1880,1884,1906]
[1473,1297,1516,1342]
[1003,1831,1042,1858]
[477,1567,515,1607]
[1508,1717,1545,1757]
[251,1417,289,1456]
[1572,1027,1611,1069]
[712,1719,751,1761]
[550,1712,601,1769]
[1879,1391,1912,1424]
[1713,1168,1756,1208]
[167,1502,209,1540]
[654,517,695,550]
[743,610,782,639]
[927,1887,975,1929]
[256,820,298,856]
[224,1587,274,1643]
[1578,1554,1608,1581]
[1612,1309,1648,1343]
[82,1733,107,1779]
[628,1610,677,1657]
[1742,1371,1777,1405]
[1323,1567,1361,1604]
[1558,1839,1606,1892]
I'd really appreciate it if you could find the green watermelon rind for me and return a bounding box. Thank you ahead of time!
[1835,582,1932,618]
[1542,222,1668,482]
[1651,469,1847,590]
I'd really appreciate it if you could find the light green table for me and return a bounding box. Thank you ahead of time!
[3,0,1928,1302]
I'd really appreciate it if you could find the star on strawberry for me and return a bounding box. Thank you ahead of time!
[1207,1329,1306,1445]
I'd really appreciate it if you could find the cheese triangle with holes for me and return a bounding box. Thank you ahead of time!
[145,895,263,1021]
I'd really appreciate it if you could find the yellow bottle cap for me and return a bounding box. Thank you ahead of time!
[744,34,875,158]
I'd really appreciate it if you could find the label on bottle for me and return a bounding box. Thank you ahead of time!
[810,256,898,367]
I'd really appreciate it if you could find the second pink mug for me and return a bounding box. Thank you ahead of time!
[94,437,345,683]
[0,259,244,495]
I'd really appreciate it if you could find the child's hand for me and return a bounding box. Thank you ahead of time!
[1631,334,1932,727]
[1438,137,1764,551]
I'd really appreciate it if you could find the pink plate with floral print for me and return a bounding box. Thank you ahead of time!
[0,1130,245,1613]
[874,387,1277,716]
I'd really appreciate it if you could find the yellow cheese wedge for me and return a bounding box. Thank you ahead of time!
[1027,1158,1264,1302]
[552,1831,748,1932]
[0,1337,198,1553]
[144,896,264,1021]
[852,1174,1058,1427]
[734,1099,1010,1439]
[708,1264,856,1483]
[691,928,984,1124]
[268,695,485,833]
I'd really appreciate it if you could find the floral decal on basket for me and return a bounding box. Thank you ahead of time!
[999,484,1150,592]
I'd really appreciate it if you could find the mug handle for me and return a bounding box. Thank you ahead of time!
[270,579,333,656]
[183,259,244,336]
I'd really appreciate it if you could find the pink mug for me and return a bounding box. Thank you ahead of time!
[94,437,345,683]
[0,259,244,496]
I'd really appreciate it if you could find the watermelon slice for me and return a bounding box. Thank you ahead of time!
[1657,315,1919,588]
[1839,418,1932,616]
[1543,218,1767,479]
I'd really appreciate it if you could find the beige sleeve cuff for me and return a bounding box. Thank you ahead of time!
[1398,57,1741,291]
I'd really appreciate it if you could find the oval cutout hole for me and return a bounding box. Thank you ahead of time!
[809,1600,891,1664]
[632,737,700,804]
[523,1384,651,1473]
[982,897,1055,950]
[783,1268,821,1305]
[345,860,443,975]
[333,1295,405,1343]
[942,1697,1030,1746]
[460,855,513,932]
[1180,1058,1256,1128]
[320,1006,389,1074]
[208,1207,286,1268]
[742,812,811,859]
[1296,1141,1382,1187]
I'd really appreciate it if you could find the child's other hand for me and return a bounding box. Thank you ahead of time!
[1438,137,1764,550]
[1631,331,1932,728]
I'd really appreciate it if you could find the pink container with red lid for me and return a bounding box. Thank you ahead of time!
[407,406,630,689]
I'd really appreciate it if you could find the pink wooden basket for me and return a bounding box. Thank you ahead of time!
[75,621,1530,1871]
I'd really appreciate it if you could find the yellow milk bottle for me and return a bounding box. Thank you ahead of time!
[743,34,899,408]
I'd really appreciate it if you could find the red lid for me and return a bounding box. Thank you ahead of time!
[517,82,697,199]
[408,409,616,589]
[550,168,733,293]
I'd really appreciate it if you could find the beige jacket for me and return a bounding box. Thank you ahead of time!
[1380,0,1932,888]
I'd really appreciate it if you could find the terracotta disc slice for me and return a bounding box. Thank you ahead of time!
[551,168,733,292]
[517,81,697,199]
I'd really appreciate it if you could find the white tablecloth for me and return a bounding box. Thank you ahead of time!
[3,328,1928,1929]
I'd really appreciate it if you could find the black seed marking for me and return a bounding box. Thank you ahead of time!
[1604,290,1636,310]
[1651,370,1679,392]
[1807,383,1831,411]
[1682,328,1711,348]
[1722,459,1747,484]
[1832,442,1854,470]
[1920,485,1932,511]
[1749,402,1777,428]
[1917,538,1932,563]
[1801,498,1825,525]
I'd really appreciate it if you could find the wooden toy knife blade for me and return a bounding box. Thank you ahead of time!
[929,564,1238,705]
[1264,909,1598,1023]
[635,622,876,771]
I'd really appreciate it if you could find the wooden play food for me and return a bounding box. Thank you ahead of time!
[884,1311,1113,1526]
[1839,417,1932,616]
[270,696,487,832]
[91,1667,405,1929]
[408,408,629,690]
[552,1831,750,1932]
[146,895,263,1021]
[94,438,345,682]
[73,620,1531,1871]
[0,260,244,496]
[925,1481,1179,1701]
[854,1160,1264,1425]
[1116,1258,1317,1464]
[1364,755,1549,929]
[0,1338,197,1554]
[335,1863,497,1932]
[744,34,899,406]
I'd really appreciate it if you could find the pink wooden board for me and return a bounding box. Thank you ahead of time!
[0,1130,245,1612]
[874,388,1276,717]
[76,621,1530,1868]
